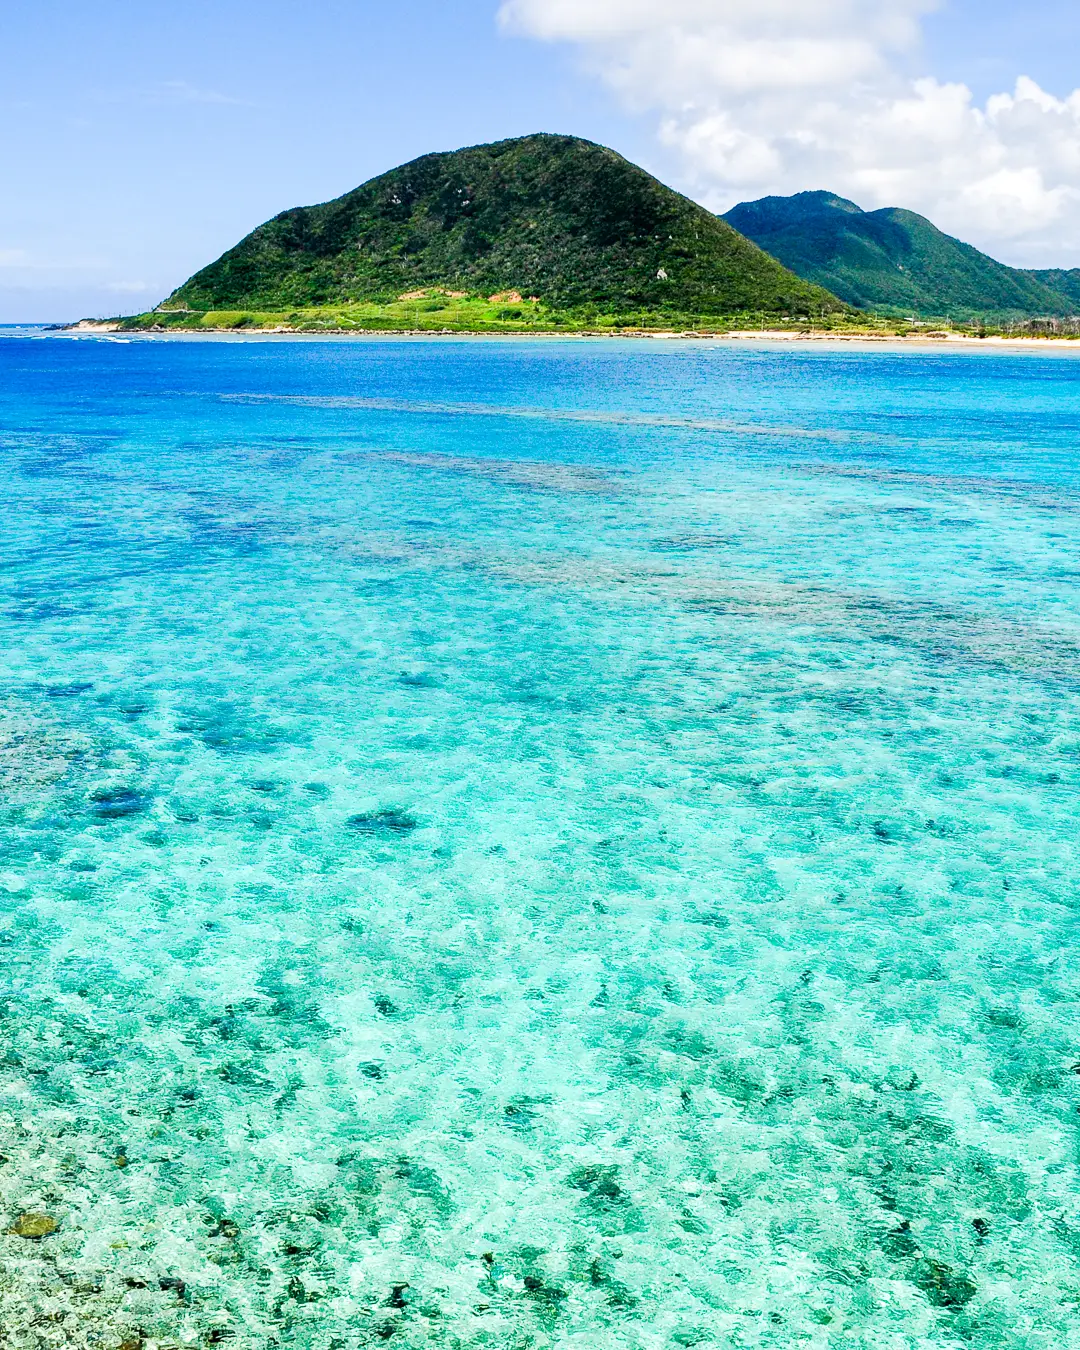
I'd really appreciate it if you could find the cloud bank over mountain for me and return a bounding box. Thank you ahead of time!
[499,0,1080,265]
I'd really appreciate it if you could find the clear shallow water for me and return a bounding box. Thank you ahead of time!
[1,335,1080,1349]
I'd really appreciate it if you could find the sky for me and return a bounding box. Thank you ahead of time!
[2,0,1079,321]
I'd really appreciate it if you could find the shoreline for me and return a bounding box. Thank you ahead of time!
[58,320,1080,354]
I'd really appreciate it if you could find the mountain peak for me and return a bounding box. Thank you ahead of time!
[166,135,842,318]
[779,190,864,214]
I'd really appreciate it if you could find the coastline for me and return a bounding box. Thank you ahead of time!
[60,319,1080,353]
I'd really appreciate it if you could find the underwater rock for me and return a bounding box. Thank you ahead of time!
[522,1272,567,1308]
[568,1165,627,1213]
[911,1257,977,1309]
[502,1095,552,1132]
[880,1221,919,1260]
[394,1157,453,1216]
[672,1329,710,1347]
[177,705,292,755]
[89,786,150,820]
[7,1212,58,1239]
[345,808,418,836]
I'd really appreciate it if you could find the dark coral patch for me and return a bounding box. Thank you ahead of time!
[345,809,418,837]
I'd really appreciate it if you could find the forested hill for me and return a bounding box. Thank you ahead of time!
[163,135,842,319]
[724,191,1080,320]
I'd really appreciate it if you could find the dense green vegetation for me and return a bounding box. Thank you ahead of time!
[157,134,842,321]
[1032,269,1080,309]
[115,297,882,335]
[724,191,1080,321]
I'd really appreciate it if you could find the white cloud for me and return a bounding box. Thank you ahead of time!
[500,0,1080,264]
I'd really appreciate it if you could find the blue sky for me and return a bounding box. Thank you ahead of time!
[925,0,1080,96]
[2,0,1078,321]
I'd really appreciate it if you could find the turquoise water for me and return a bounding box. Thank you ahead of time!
[2,334,1080,1349]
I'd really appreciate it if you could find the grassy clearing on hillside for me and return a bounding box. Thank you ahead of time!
[109,295,1078,340]
[113,290,1000,337]
[131,294,563,333]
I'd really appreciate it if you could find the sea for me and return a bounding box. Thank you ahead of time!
[1,330,1079,1350]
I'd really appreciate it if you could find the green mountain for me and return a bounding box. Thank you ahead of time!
[164,134,842,319]
[1031,268,1080,310]
[723,191,1080,320]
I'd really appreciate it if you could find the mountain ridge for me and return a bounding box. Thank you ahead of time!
[723,191,1080,320]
